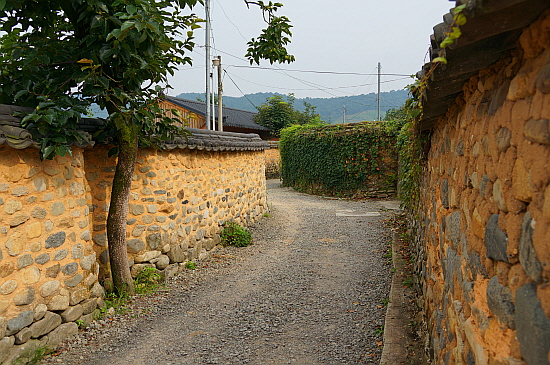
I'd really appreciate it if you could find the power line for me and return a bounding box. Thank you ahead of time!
[227,65,413,77]
[178,44,410,102]
[215,0,249,42]
[224,71,410,92]
[223,69,257,109]
[192,45,414,78]
[352,65,377,96]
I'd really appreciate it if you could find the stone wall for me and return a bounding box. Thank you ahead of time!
[0,136,267,363]
[415,12,550,365]
[265,141,281,179]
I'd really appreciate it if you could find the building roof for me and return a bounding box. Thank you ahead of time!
[0,104,268,152]
[164,96,270,131]
[417,0,550,130]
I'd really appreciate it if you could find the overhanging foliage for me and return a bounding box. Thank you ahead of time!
[0,0,295,294]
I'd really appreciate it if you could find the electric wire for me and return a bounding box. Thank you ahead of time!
[227,65,412,77]
[175,36,410,102]
[215,0,249,42]
[223,69,258,109]
[187,44,412,96]
[352,65,377,96]
[224,70,410,92]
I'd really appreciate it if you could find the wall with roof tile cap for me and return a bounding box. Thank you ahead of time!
[0,126,268,363]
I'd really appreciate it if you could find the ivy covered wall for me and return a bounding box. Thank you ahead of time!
[279,122,402,198]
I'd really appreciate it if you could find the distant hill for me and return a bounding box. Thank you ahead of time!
[175,89,409,123]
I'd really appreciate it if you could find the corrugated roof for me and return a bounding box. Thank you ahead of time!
[165,96,270,131]
[417,0,550,130]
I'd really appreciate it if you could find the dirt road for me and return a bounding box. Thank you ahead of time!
[41,180,393,364]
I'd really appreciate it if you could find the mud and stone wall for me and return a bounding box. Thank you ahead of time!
[0,141,267,364]
[415,12,550,365]
[265,141,280,179]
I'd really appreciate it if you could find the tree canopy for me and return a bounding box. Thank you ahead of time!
[0,0,295,294]
[254,94,324,137]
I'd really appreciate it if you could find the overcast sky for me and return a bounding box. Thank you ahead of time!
[167,0,454,99]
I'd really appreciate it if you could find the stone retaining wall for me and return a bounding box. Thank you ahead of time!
[0,134,267,363]
[415,12,550,365]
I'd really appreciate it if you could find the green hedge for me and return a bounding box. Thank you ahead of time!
[279,121,404,196]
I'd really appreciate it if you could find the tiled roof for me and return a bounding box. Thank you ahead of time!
[164,96,270,131]
[418,0,550,130]
[0,104,268,151]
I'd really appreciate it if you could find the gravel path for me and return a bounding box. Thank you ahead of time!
[41,180,393,365]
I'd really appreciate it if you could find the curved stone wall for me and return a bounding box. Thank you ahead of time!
[0,131,268,363]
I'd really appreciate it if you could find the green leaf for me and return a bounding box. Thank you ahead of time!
[38,101,56,109]
[452,4,466,15]
[440,37,454,49]
[126,4,137,15]
[432,56,448,64]
[43,146,55,160]
[455,13,467,26]
[449,26,461,40]
[55,145,67,157]
[0,0,6,10]
[121,20,135,31]
[99,45,113,61]
[107,29,122,41]
[13,90,27,100]
[52,135,67,143]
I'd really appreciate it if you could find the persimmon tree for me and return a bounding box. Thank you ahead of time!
[0,0,294,295]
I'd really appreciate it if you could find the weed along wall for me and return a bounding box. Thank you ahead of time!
[414,12,550,365]
[0,124,268,364]
[279,122,400,198]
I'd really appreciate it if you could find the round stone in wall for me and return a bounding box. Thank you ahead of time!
[13,287,35,306]
[71,244,84,259]
[54,249,68,261]
[20,266,40,285]
[11,186,29,197]
[61,262,78,276]
[45,231,66,249]
[0,280,18,295]
[17,254,34,269]
[35,253,50,265]
[33,177,47,192]
[51,202,65,216]
[92,234,107,247]
[39,280,60,298]
[4,200,22,215]
[44,220,54,232]
[65,273,83,287]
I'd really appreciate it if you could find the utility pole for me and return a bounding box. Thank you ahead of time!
[211,72,215,130]
[342,105,346,124]
[377,62,381,121]
[217,56,223,132]
[205,0,211,130]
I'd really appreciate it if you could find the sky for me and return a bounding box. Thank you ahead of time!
[167,0,455,99]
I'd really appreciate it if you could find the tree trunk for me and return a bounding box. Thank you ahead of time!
[107,123,139,296]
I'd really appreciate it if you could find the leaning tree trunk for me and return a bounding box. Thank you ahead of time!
[107,123,139,295]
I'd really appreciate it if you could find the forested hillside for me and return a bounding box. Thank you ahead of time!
[175,89,409,123]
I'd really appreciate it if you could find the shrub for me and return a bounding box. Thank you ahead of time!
[221,222,252,247]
